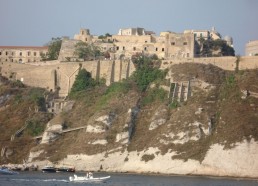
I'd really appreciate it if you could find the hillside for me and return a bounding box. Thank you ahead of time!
[1,63,258,177]
[0,77,53,164]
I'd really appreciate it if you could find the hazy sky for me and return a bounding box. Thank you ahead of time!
[0,0,257,55]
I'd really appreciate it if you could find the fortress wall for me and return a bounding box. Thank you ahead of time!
[17,67,55,91]
[1,56,257,97]
[121,61,129,80]
[114,60,122,82]
[161,56,237,71]
[239,56,258,70]
[192,57,236,71]
[98,60,114,85]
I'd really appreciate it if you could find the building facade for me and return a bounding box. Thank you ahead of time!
[0,46,48,63]
[65,28,195,61]
[246,40,258,56]
[184,27,222,43]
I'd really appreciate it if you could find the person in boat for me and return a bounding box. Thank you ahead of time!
[89,172,93,178]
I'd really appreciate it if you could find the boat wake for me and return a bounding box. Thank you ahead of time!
[11,178,69,183]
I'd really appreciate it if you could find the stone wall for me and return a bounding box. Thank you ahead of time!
[239,56,258,70]
[0,60,135,97]
[1,56,257,97]
[161,56,258,71]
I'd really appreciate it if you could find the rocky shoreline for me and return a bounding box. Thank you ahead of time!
[22,139,258,179]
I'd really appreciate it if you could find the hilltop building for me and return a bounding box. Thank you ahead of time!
[117,27,155,36]
[183,27,232,45]
[245,40,258,56]
[0,46,48,63]
[59,27,195,61]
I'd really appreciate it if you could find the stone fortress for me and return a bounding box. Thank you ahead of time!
[0,27,258,101]
[59,27,196,61]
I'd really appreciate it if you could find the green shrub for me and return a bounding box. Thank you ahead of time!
[26,120,45,136]
[27,88,46,111]
[142,88,167,105]
[14,94,23,104]
[96,81,131,110]
[69,68,97,97]
[10,80,25,88]
[169,100,179,109]
[141,154,155,162]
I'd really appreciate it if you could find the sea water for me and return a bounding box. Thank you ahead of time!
[0,171,257,186]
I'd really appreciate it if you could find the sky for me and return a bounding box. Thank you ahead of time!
[0,0,257,55]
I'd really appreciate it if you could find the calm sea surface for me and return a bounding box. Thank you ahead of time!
[0,171,257,186]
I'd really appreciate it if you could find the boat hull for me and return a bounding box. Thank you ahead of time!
[41,166,56,173]
[69,175,110,182]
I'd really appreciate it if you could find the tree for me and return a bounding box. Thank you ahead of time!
[200,39,235,57]
[69,68,96,95]
[41,37,62,60]
[131,54,167,92]
[74,41,102,60]
[98,33,112,39]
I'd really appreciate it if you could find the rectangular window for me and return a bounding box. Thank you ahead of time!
[0,52,1,55]
[133,47,136,51]
[34,52,37,56]
[116,46,119,50]
[123,46,125,50]
[183,42,187,45]
[171,42,175,45]
[144,47,147,51]
[6,52,8,55]
[28,52,31,56]
[162,48,164,52]
[156,48,158,51]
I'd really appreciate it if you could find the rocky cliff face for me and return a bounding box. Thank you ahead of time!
[2,63,258,178]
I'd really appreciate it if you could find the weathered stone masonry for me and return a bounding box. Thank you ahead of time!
[0,56,258,98]
[0,60,135,97]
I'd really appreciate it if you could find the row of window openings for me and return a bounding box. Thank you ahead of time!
[115,42,187,51]
[1,58,37,62]
[171,42,188,45]
[117,46,165,52]
[0,52,37,56]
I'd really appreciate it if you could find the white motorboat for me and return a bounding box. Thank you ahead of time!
[69,173,110,182]
[0,168,19,175]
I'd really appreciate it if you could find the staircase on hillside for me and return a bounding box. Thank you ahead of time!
[169,81,191,103]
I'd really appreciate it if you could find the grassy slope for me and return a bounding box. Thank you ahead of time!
[0,78,53,164]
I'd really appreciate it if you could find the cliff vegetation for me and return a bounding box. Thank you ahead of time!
[0,58,258,165]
